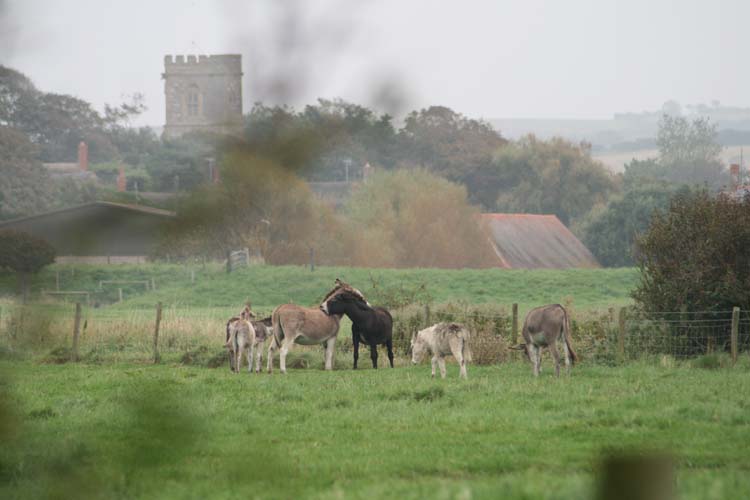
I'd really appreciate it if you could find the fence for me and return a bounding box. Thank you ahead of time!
[1,302,749,366]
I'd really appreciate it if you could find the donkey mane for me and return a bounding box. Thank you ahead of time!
[320,278,366,304]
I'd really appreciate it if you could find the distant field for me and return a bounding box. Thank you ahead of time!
[0,264,639,315]
[1,360,749,499]
[594,144,750,172]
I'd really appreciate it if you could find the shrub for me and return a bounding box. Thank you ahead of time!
[0,230,56,302]
[634,190,750,313]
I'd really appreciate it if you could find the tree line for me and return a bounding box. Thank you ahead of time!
[0,64,732,268]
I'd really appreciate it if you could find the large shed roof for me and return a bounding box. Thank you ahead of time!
[481,213,599,269]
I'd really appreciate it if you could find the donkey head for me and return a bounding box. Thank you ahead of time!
[320,279,369,314]
[240,303,256,320]
[410,331,427,364]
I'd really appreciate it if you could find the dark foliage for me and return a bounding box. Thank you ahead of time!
[633,190,750,313]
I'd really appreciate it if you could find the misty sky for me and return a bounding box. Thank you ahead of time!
[2,0,749,127]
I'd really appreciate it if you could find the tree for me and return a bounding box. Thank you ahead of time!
[397,106,506,199]
[656,114,724,187]
[578,180,680,267]
[633,190,750,313]
[0,126,53,219]
[491,135,616,224]
[343,169,497,268]
[0,229,56,302]
[157,149,348,265]
[243,99,398,181]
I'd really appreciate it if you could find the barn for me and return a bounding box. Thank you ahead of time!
[481,213,599,269]
[0,202,175,263]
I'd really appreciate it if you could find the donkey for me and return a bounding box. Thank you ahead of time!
[225,304,256,372]
[510,304,578,377]
[411,322,470,379]
[225,318,258,373]
[320,288,394,369]
[267,279,368,374]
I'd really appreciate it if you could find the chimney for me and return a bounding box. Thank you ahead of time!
[78,141,88,171]
[117,167,126,192]
[730,163,740,190]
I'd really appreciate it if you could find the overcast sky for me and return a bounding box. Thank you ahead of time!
[2,0,749,127]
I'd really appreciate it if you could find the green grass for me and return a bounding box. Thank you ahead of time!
[2,359,750,499]
[0,264,639,314]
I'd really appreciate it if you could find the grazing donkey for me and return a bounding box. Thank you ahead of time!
[225,305,256,372]
[411,322,470,379]
[510,304,578,377]
[225,318,258,373]
[320,288,394,369]
[267,279,367,374]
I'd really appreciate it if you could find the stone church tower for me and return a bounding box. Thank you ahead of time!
[162,54,243,139]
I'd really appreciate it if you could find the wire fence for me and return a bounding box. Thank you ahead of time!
[0,301,748,366]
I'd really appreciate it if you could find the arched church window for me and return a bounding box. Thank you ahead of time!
[187,85,201,116]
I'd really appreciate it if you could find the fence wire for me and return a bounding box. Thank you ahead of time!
[0,303,747,365]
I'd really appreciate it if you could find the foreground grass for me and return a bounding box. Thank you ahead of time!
[0,264,638,313]
[2,359,749,499]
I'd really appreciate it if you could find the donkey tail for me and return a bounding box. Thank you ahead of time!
[561,305,578,365]
[271,307,284,349]
[462,329,472,363]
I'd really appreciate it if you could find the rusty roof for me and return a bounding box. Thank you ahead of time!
[481,213,600,269]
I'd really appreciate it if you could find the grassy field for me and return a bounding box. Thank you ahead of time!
[0,264,639,314]
[1,359,749,499]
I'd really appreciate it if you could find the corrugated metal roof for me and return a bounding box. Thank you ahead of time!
[481,213,599,269]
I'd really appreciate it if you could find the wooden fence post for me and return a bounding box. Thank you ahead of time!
[511,303,519,346]
[190,269,195,283]
[226,250,232,274]
[153,302,163,364]
[151,277,156,291]
[731,306,739,366]
[71,302,82,362]
[118,288,123,303]
[424,304,431,327]
[618,307,626,362]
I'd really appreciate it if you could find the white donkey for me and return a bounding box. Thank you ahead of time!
[411,322,471,379]
[225,318,259,374]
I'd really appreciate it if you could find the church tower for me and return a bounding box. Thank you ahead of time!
[162,54,243,139]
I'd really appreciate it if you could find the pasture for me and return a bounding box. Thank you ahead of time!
[1,359,750,499]
[0,264,638,313]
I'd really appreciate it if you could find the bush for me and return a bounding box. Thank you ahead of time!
[0,230,56,302]
[634,190,750,313]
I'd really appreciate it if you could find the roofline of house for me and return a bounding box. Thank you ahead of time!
[0,201,176,227]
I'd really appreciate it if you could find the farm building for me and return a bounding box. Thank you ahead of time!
[0,202,175,264]
[481,213,599,269]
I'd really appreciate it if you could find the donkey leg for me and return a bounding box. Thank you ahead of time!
[324,336,336,371]
[431,355,438,378]
[235,347,242,375]
[255,342,263,373]
[370,344,378,369]
[280,336,296,374]
[386,338,394,368]
[267,341,275,373]
[438,356,447,379]
[449,338,467,379]
[352,331,360,369]
[550,342,561,378]
[531,346,540,377]
[247,342,255,373]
